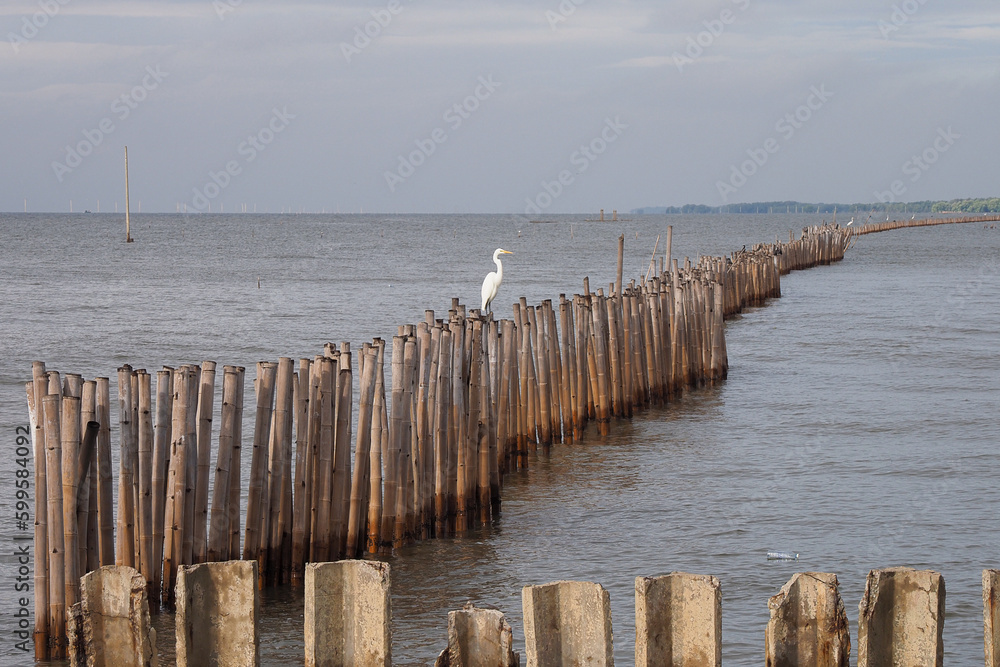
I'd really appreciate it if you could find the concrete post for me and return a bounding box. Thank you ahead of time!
[984,570,1000,666]
[67,566,157,667]
[434,603,519,667]
[858,567,944,667]
[522,580,614,667]
[635,572,721,667]
[176,560,259,667]
[304,560,392,667]
[765,572,849,667]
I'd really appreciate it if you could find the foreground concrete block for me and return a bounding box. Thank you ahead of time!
[635,572,720,667]
[176,560,259,667]
[858,567,944,667]
[765,572,849,667]
[434,603,519,667]
[305,560,392,667]
[522,580,614,667]
[68,566,157,667]
[984,570,1000,666]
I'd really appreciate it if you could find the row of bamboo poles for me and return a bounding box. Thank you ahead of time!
[849,213,1000,236]
[27,224,853,660]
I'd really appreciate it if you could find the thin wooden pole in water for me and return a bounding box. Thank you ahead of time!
[367,339,386,553]
[291,359,311,580]
[95,377,114,567]
[193,361,216,564]
[151,368,172,602]
[124,146,133,243]
[136,372,154,593]
[43,393,66,659]
[116,366,136,568]
[208,366,239,563]
[227,366,245,560]
[28,363,49,659]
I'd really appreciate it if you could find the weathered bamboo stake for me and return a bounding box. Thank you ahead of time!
[28,363,49,659]
[573,296,590,434]
[424,324,441,536]
[606,294,623,419]
[305,356,323,561]
[291,358,312,581]
[414,324,432,538]
[522,309,541,449]
[132,372,154,597]
[487,318,501,511]
[207,366,239,563]
[332,350,353,559]
[162,366,191,606]
[383,336,404,550]
[265,357,294,584]
[590,292,611,435]
[544,302,563,443]
[477,318,494,524]
[149,368,171,603]
[527,305,551,447]
[181,366,199,571]
[72,381,91,578]
[227,366,245,561]
[193,361,216,564]
[115,366,136,569]
[498,319,514,472]
[449,317,465,528]
[367,339,387,553]
[557,297,574,444]
[397,335,418,545]
[619,294,634,416]
[243,361,276,564]
[512,306,529,464]
[312,356,336,562]
[95,377,114,567]
[43,392,66,659]
[347,345,377,557]
[434,327,452,535]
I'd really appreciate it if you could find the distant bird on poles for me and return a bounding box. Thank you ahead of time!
[847,217,854,226]
[481,248,513,314]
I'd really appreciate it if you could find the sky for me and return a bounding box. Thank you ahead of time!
[2,0,998,214]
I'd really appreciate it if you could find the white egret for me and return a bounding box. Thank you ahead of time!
[481,248,513,314]
[847,217,854,226]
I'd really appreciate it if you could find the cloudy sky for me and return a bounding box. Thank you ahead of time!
[2,0,998,214]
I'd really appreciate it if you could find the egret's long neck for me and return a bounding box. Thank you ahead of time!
[494,255,503,282]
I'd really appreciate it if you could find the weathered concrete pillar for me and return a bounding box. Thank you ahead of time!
[984,570,1000,666]
[176,560,259,667]
[304,560,392,667]
[857,567,944,667]
[634,572,721,667]
[765,572,849,667]
[434,603,519,667]
[66,565,157,667]
[522,580,614,667]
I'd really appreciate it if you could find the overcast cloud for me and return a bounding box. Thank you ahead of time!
[2,0,998,214]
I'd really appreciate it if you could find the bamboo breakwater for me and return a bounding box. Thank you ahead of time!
[26,223,853,660]
[850,212,1000,235]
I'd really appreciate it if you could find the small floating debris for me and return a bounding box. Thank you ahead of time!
[767,551,799,561]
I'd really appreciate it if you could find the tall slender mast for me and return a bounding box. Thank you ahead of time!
[125,146,133,243]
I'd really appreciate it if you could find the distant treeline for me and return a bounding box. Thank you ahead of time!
[632,198,1000,215]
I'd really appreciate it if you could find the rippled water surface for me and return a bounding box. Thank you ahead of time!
[1,213,998,665]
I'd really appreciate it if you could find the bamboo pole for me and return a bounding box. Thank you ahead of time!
[332,351,353,560]
[208,366,239,562]
[181,366,199,571]
[116,366,136,568]
[367,339,387,553]
[244,361,277,564]
[193,361,216,564]
[162,366,192,607]
[265,357,294,583]
[78,381,96,576]
[434,327,452,536]
[312,356,336,562]
[227,366,246,560]
[95,377,114,567]
[394,336,417,545]
[347,345,378,557]
[43,393,66,659]
[150,368,172,604]
[136,372,154,594]
[28,363,49,659]
[291,358,312,581]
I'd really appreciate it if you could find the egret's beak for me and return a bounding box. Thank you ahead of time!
[502,250,513,255]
